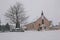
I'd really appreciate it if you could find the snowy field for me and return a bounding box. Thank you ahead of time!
[0,30,60,40]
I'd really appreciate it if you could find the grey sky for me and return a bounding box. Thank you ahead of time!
[0,0,60,25]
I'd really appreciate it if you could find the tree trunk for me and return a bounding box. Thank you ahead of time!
[16,22,20,28]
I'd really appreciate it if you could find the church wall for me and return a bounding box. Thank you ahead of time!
[34,16,50,30]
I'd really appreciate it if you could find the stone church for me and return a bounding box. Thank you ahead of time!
[25,11,52,31]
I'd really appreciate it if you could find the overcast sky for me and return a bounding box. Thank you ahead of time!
[0,0,60,25]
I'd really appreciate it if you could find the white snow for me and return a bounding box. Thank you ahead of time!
[0,30,60,40]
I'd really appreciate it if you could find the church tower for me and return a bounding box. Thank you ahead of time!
[38,11,46,31]
[41,11,44,24]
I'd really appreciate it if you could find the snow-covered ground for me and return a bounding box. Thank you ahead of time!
[0,30,60,40]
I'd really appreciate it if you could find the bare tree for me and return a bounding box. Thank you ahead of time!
[5,2,28,29]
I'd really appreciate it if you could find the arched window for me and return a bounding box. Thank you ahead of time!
[42,19,44,24]
[39,24,40,26]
